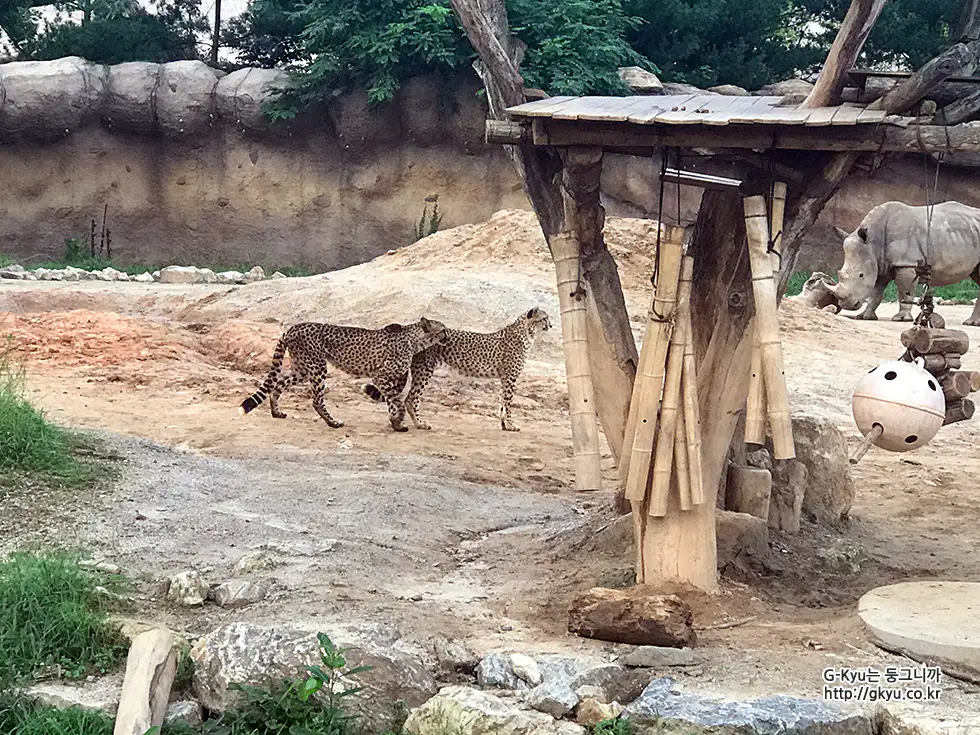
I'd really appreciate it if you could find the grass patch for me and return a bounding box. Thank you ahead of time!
[0,694,115,735]
[0,550,129,685]
[783,270,979,303]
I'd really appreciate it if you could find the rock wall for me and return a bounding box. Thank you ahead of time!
[0,56,978,274]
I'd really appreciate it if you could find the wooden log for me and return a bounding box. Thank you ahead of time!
[486,119,528,144]
[567,586,697,647]
[726,463,772,521]
[551,230,603,491]
[113,628,178,735]
[923,353,962,373]
[866,43,978,114]
[804,0,889,108]
[622,229,685,502]
[679,277,705,506]
[639,189,751,593]
[743,195,795,460]
[933,88,980,126]
[912,328,970,356]
[944,398,975,426]
[971,371,980,393]
[649,257,694,517]
[955,0,980,43]
[849,423,883,464]
[941,371,977,401]
[674,408,692,511]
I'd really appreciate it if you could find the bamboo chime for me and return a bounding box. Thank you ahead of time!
[743,185,795,459]
[622,225,705,517]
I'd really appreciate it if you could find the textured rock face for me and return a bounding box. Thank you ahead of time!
[190,622,437,730]
[789,415,856,527]
[215,67,290,133]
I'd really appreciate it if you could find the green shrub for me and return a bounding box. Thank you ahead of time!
[0,551,128,685]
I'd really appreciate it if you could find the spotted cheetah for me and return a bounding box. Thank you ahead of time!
[363,307,551,431]
[239,317,448,431]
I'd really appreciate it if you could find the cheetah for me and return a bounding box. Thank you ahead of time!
[238,317,448,432]
[363,307,551,431]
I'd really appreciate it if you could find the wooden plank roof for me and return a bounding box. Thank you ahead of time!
[505,95,890,127]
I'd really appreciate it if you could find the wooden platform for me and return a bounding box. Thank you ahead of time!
[505,95,890,127]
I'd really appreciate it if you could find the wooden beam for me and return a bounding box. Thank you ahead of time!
[804,0,889,108]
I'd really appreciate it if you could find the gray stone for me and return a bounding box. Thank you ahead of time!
[618,66,663,94]
[788,415,856,527]
[403,685,587,735]
[525,679,580,718]
[190,622,437,730]
[758,78,814,97]
[159,265,206,284]
[103,62,159,132]
[770,459,807,534]
[166,570,208,606]
[746,448,772,470]
[620,645,697,668]
[574,685,608,702]
[476,652,527,690]
[211,579,269,608]
[624,677,874,734]
[716,510,769,570]
[0,264,26,279]
[709,84,750,96]
[568,663,628,692]
[165,700,203,727]
[156,60,223,137]
[433,636,479,676]
[26,680,120,716]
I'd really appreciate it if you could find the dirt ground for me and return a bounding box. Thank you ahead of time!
[2,210,980,717]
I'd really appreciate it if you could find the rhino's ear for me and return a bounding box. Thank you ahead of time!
[857,226,868,242]
[834,226,849,240]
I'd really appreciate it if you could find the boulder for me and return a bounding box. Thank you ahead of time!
[433,637,479,676]
[662,82,712,96]
[210,580,269,609]
[526,679,580,718]
[216,270,247,285]
[624,677,874,734]
[232,549,280,575]
[476,652,527,690]
[134,272,155,283]
[567,587,696,647]
[576,698,623,728]
[709,84,750,96]
[758,78,815,97]
[403,685,587,735]
[618,66,663,95]
[190,622,437,730]
[166,570,208,606]
[769,459,807,534]
[0,264,26,279]
[787,415,855,527]
[716,510,769,571]
[158,266,205,284]
[103,62,160,133]
[215,67,290,133]
[509,653,542,687]
[245,265,265,282]
[0,57,107,140]
[155,60,223,137]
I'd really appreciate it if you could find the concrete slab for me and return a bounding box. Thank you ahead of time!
[858,581,980,683]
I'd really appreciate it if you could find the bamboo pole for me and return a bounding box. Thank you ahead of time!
[649,256,694,516]
[679,283,705,505]
[744,195,795,460]
[623,227,685,502]
[674,408,691,510]
[551,232,603,490]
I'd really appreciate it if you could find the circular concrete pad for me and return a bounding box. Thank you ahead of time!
[858,581,980,676]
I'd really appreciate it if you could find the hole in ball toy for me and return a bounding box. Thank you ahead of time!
[885,371,897,380]
[905,435,918,444]
[928,380,937,391]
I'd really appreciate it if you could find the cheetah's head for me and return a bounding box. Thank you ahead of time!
[418,316,449,347]
[524,307,551,337]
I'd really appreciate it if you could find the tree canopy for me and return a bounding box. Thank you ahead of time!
[0,0,966,112]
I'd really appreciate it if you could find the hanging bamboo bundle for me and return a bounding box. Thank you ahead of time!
[744,194,795,460]
[623,226,685,503]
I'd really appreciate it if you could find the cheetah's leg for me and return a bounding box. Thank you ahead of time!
[499,368,522,432]
[372,373,411,432]
[309,366,344,428]
[404,356,436,430]
[268,371,304,419]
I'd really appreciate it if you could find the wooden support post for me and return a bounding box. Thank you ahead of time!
[743,195,795,459]
[622,228,685,501]
[680,278,705,506]
[649,257,694,517]
[552,229,602,491]
[113,628,178,735]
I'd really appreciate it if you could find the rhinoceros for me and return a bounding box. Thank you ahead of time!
[829,200,980,325]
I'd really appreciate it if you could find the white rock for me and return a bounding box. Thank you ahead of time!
[199,267,218,284]
[100,267,130,282]
[509,653,542,686]
[65,266,93,281]
[151,270,161,280]
[271,271,287,279]
[166,570,208,606]
[134,272,154,283]
[165,699,203,727]
[159,265,206,284]
[216,270,246,285]
[211,579,269,608]
[232,550,279,575]
[0,264,26,279]
[26,680,121,716]
[245,265,265,282]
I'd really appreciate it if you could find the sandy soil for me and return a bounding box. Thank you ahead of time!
[2,210,979,718]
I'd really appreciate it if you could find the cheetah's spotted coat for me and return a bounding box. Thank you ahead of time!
[363,307,551,431]
[239,317,448,431]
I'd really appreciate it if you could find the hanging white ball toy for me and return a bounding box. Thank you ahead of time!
[851,357,946,455]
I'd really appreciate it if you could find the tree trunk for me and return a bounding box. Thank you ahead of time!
[955,0,980,43]
[210,0,222,66]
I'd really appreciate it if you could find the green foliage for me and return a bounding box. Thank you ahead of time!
[783,270,979,304]
[413,196,444,241]
[0,341,81,480]
[198,632,373,735]
[593,718,633,735]
[221,0,307,68]
[0,695,115,735]
[0,551,129,686]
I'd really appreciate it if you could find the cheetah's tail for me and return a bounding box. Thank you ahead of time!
[362,383,384,402]
[239,333,288,414]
